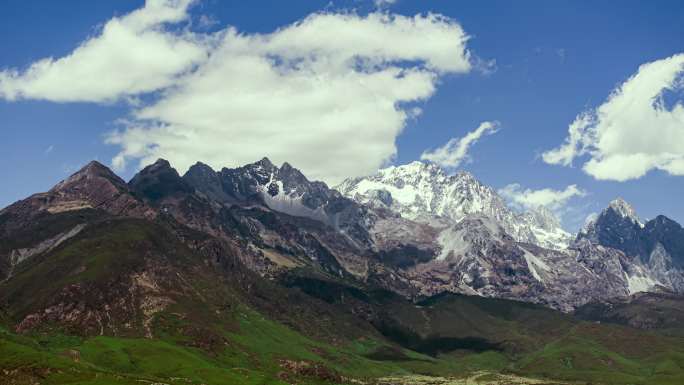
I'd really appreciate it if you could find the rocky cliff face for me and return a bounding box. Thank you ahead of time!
[184,157,374,249]
[577,198,644,255]
[124,158,382,283]
[576,198,684,293]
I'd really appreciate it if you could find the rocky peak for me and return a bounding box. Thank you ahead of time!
[148,158,171,170]
[642,215,684,269]
[528,206,563,230]
[337,161,499,221]
[185,157,374,247]
[576,198,650,263]
[5,160,154,219]
[277,161,312,190]
[183,162,227,202]
[578,198,643,246]
[608,198,641,224]
[129,159,194,203]
[647,215,680,229]
[183,158,359,220]
[184,162,217,188]
[245,157,278,178]
[255,156,275,168]
[51,160,128,193]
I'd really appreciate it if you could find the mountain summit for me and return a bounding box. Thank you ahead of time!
[608,197,642,224]
[336,161,571,249]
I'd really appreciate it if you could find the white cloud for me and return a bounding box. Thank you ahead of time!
[420,121,499,168]
[104,11,472,184]
[1,2,475,184]
[543,53,684,181]
[44,145,54,155]
[0,0,207,102]
[498,183,587,212]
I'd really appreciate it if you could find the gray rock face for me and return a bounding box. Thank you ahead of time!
[576,199,684,294]
[577,198,645,256]
[129,159,195,203]
[393,214,638,312]
[184,158,373,248]
[509,201,684,308]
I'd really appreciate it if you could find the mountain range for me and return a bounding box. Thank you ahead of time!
[2,158,684,384]
[4,158,684,309]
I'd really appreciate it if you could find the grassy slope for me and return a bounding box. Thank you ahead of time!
[5,312,684,385]
[2,215,684,384]
[0,312,445,385]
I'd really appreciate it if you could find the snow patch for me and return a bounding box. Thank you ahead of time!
[436,227,470,261]
[625,272,658,295]
[520,246,550,283]
[259,179,330,224]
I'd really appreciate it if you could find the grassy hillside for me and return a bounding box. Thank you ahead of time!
[3,213,684,384]
[4,304,684,385]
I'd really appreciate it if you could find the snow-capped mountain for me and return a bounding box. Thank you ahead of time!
[336,161,571,250]
[5,158,684,313]
[177,159,684,310]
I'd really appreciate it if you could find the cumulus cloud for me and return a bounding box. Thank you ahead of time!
[420,121,499,168]
[109,11,472,183]
[498,183,587,212]
[0,2,474,183]
[0,0,208,103]
[0,1,475,184]
[543,53,684,181]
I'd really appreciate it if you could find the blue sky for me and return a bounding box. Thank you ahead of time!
[1,0,683,231]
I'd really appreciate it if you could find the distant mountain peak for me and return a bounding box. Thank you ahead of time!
[129,159,193,203]
[526,205,563,230]
[608,197,640,223]
[76,160,117,178]
[134,158,180,178]
[8,160,155,219]
[280,161,294,170]
[253,156,275,169]
[51,160,127,193]
[148,158,172,169]
[186,161,215,175]
[337,161,571,250]
[82,159,110,172]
